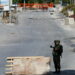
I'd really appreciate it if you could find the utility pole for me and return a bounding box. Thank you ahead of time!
[70,0,72,4]
[24,0,25,10]
[74,0,75,4]
[16,0,18,12]
[9,0,12,23]
[69,0,74,4]
[0,0,1,5]
[60,0,62,5]
[0,0,1,12]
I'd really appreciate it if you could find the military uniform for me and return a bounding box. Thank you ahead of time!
[51,40,63,73]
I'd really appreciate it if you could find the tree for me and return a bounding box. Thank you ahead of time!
[62,0,70,4]
[28,0,34,3]
[12,0,52,4]
[28,0,45,3]
[38,0,44,3]
[54,0,60,4]
[12,0,24,4]
[61,4,75,16]
[12,0,17,4]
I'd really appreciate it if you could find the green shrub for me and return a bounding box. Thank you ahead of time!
[61,4,75,16]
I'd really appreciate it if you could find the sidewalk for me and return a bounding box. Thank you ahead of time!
[49,10,75,36]
[56,16,75,37]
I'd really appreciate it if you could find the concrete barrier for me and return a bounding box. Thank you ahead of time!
[6,56,51,75]
[17,7,23,12]
[68,18,75,25]
[65,17,69,25]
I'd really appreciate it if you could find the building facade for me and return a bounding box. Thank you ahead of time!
[0,0,12,6]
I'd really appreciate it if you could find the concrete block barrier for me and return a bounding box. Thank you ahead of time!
[5,56,51,75]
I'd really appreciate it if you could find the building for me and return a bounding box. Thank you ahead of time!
[0,0,12,6]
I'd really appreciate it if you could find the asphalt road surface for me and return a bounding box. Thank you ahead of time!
[0,10,75,75]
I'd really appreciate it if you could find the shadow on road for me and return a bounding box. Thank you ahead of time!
[43,70,75,75]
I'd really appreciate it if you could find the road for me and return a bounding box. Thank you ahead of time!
[0,10,75,75]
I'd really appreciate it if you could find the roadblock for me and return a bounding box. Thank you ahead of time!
[5,56,51,75]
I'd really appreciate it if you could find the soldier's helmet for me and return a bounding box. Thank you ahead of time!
[54,40,60,43]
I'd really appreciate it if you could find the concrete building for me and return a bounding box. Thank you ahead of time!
[0,0,12,6]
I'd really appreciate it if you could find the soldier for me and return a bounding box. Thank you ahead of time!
[50,40,63,73]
